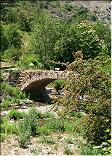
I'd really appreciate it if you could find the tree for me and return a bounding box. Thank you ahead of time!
[61,53,111,145]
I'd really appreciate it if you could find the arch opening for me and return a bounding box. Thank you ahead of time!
[23,78,56,103]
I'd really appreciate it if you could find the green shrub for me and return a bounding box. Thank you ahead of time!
[53,80,65,92]
[1,81,27,108]
[1,99,11,108]
[79,143,102,155]
[1,24,21,52]
[17,54,44,69]
[38,118,64,135]
[64,121,77,133]
[17,108,41,147]
[42,112,55,119]
[81,114,110,145]
[63,55,111,147]
[0,133,7,142]
[1,120,17,135]
[17,119,30,148]
[27,108,41,136]
[93,21,111,51]
[1,81,26,99]
[8,109,24,120]
[68,111,83,118]
[3,46,21,62]
[38,117,78,136]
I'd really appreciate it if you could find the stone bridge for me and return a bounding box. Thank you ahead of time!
[9,70,74,100]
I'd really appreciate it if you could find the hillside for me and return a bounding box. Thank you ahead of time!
[46,1,111,25]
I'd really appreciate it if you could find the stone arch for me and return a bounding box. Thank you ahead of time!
[21,78,56,97]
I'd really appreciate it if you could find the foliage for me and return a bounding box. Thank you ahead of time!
[1,24,21,53]
[1,1,110,68]
[79,143,102,155]
[93,21,111,52]
[8,109,24,120]
[1,98,11,108]
[92,129,111,155]
[3,46,21,62]
[42,112,55,119]
[38,116,79,135]
[54,21,104,62]
[17,118,30,148]
[73,5,97,23]
[30,11,62,63]
[17,54,44,69]
[62,54,111,150]
[0,133,7,142]
[1,117,17,135]
[1,81,26,99]
[64,137,74,144]
[70,22,102,59]
[53,80,65,92]
[17,107,41,147]
[1,81,27,108]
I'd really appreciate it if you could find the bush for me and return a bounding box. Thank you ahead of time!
[53,80,65,92]
[17,119,30,148]
[1,81,26,99]
[93,21,111,52]
[1,120,17,135]
[70,21,102,59]
[8,109,24,120]
[17,108,41,147]
[1,24,21,51]
[38,118,65,135]
[1,99,11,108]
[81,114,110,145]
[27,108,41,136]
[42,112,55,119]
[3,46,21,62]
[1,81,27,108]
[79,143,102,155]
[62,54,111,147]
[17,54,44,69]
[0,133,7,142]
[38,117,78,135]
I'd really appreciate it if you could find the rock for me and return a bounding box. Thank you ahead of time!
[1,112,7,116]
[9,119,15,123]
[29,63,35,67]
[21,105,28,109]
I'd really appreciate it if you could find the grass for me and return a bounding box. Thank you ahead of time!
[78,142,102,155]
[8,109,25,120]
[0,110,103,155]
[30,148,39,155]
[64,137,74,144]
[38,116,80,136]
[64,145,74,155]
[38,136,55,144]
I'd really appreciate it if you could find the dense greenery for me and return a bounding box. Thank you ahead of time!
[60,53,111,154]
[1,1,110,69]
[1,81,27,108]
